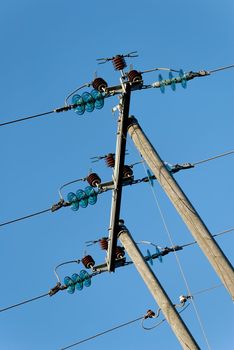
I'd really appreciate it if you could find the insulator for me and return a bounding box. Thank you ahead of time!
[81,92,95,113]
[79,270,91,287]
[76,189,88,208]
[99,237,108,250]
[179,69,187,89]
[71,273,83,291]
[123,165,133,178]
[85,186,98,205]
[92,77,108,92]
[116,246,125,259]
[64,276,75,294]
[91,89,104,110]
[67,192,79,211]
[158,74,165,94]
[72,94,85,115]
[105,153,115,168]
[112,55,127,71]
[82,255,95,269]
[86,173,101,187]
[169,71,176,91]
[128,70,142,83]
[147,249,153,266]
[155,246,163,263]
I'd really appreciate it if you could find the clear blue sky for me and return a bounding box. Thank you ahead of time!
[0,1,233,349]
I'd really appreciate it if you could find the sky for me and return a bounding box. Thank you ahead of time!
[0,0,234,349]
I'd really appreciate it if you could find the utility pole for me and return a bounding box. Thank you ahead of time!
[127,115,234,299]
[107,84,131,272]
[118,221,201,350]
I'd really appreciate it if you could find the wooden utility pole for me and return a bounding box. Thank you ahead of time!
[127,115,234,299]
[118,222,201,350]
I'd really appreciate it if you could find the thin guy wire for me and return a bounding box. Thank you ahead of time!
[0,110,55,127]
[0,293,49,313]
[147,181,211,350]
[193,150,234,166]
[0,208,51,228]
[130,122,230,299]
[134,134,212,349]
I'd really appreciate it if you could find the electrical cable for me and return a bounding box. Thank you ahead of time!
[192,150,234,166]
[0,208,51,227]
[0,292,49,313]
[0,110,55,127]
[54,260,81,283]
[60,315,144,349]
[208,64,234,74]
[60,280,222,350]
[181,228,234,248]
[141,303,190,331]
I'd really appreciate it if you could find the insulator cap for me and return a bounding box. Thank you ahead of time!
[99,237,109,250]
[92,77,108,92]
[128,70,142,83]
[105,153,115,168]
[123,165,133,178]
[82,255,95,269]
[116,246,125,259]
[86,173,101,187]
[112,55,127,71]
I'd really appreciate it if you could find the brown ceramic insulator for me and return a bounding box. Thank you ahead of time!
[92,77,108,92]
[128,70,142,83]
[82,255,95,269]
[115,246,125,259]
[123,165,133,178]
[99,237,109,250]
[145,309,156,319]
[86,173,101,187]
[105,153,115,168]
[112,55,127,71]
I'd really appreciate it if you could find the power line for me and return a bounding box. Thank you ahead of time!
[0,208,51,227]
[0,292,49,313]
[0,110,55,127]
[60,280,222,350]
[192,150,234,166]
[60,315,144,350]
[1,147,233,229]
[1,64,233,128]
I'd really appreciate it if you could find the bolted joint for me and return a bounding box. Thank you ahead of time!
[49,282,62,296]
[51,199,70,212]
[127,115,138,130]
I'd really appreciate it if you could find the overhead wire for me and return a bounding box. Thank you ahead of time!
[1,64,233,128]
[60,281,222,350]
[0,110,55,127]
[0,292,49,313]
[60,315,144,350]
[0,208,51,227]
[192,150,234,166]
[0,148,233,229]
